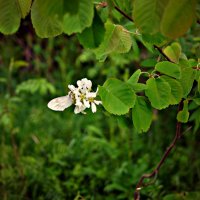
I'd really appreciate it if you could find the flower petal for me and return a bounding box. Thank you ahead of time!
[75,101,82,107]
[68,85,76,91]
[74,104,86,114]
[83,99,90,108]
[91,102,97,113]
[77,80,82,87]
[94,100,102,105]
[86,92,96,98]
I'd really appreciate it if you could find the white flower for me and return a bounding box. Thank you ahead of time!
[68,84,76,92]
[91,100,102,113]
[47,78,102,114]
[83,99,90,108]
[91,102,96,113]
[74,103,86,114]
[86,91,96,98]
[77,78,92,93]
[94,100,102,105]
[86,89,102,113]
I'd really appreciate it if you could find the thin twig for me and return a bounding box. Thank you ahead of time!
[107,4,172,62]
[113,6,133,22]
[153,45,172,62]
[97,3,186,199]
[134,100,183,200]
[96,2,133,22]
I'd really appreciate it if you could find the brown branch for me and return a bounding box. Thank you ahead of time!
[100,3,172,62]
[98,2,184,198]
[153,45,172,62]
[113,6,133,22]
[96,2,133,22]
[134,100,183,200]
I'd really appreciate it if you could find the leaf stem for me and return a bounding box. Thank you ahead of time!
[98,2,184,198]
[153,45,172,62]
[113,5,133,22]
[104,3,172,62]
[134,100,183,200]
[97,2,133,22]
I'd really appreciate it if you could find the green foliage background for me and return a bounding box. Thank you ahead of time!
[0,0,200,200]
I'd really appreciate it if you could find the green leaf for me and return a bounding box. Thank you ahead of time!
[127,69,147,92]
[63,0,94,35]
[0,0,21,34]
[77,11,105,48]
[13,60,29,69]
[98,78,136,115]
[133,0,169,34]
[145,77,171,109]
[18,0,32,18]
[161,0,197,38]
[132,96,153,133]
[132,83,147,92]
[161,75,183,105]
[142,32,167,46]
[193,98,200,105]
[163,42,182,63]
[127,69,141,86]
[95,21,132,61]
[155,61,181,79]
[163,192,200,200]
[179,60,195,97]
[16,78,56,95]
[31,0,63,38]
[141,58,157,68]
[177,100,189,123]
[194,70,200,82]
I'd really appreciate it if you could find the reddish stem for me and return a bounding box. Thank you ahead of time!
[134,100,183,200]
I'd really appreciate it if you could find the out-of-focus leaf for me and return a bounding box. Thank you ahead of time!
[63,0,94,35]
[18,0,32,18]
[164,192,200,200]
[161,0,197,38]
[141,58,157,68]
[0,0,21,34]
[77,11,105,48]
[16,78,56,95]
[13,61,29,69]
[133,0,169,34]
[31,0,63,37]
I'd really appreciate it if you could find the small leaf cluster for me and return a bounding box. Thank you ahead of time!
[99,42,200,133]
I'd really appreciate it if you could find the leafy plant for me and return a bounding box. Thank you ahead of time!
[0,0,200,200]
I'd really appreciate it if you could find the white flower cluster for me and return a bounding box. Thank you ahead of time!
[47,78,102,114]
[68,78,102,114]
